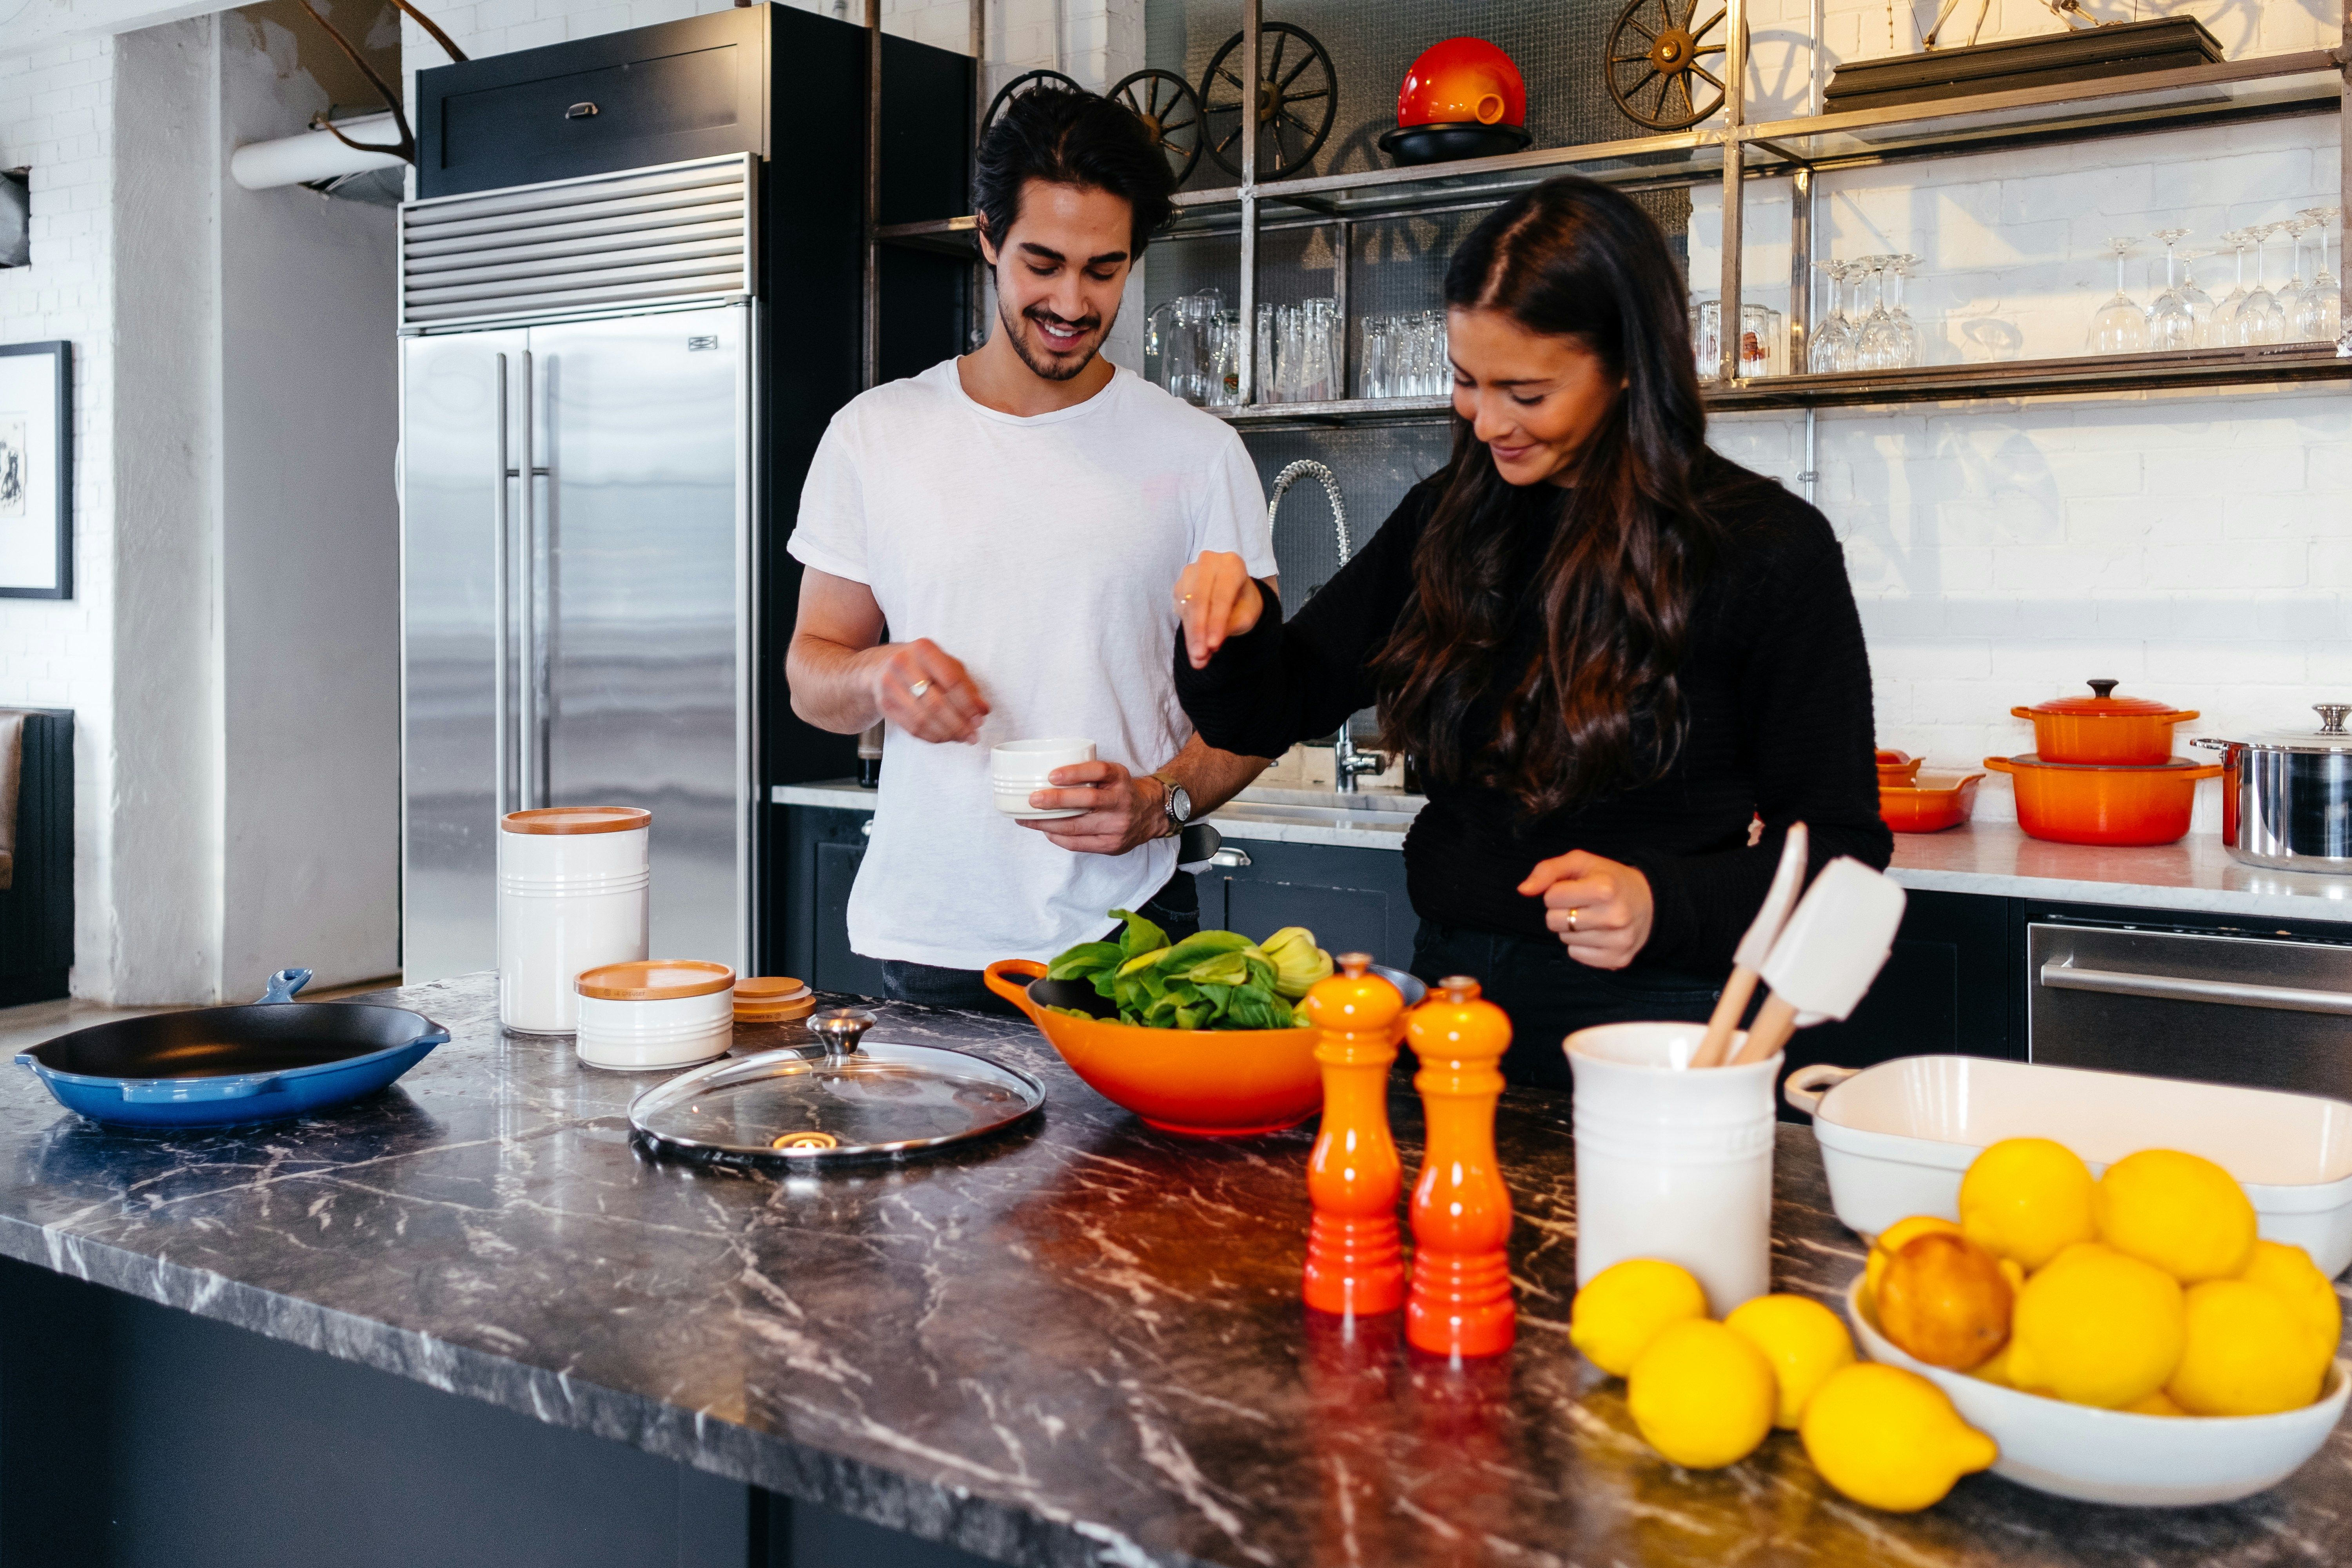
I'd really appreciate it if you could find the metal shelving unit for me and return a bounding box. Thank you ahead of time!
[878,7,2352,413]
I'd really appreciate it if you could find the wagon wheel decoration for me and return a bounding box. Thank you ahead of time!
[1109,68,1205,187]
[1199,23,1338,181]
[1605,0,1729,131]
[982,68,1083,135]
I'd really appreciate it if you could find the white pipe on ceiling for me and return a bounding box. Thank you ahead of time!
[230,114,405,191]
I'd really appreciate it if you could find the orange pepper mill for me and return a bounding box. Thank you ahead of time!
[1405,975,1515,1358]
[1301,953,1407,1318]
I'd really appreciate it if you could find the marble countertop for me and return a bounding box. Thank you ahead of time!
[771,783,2352,924]
[7,973,2349,1565]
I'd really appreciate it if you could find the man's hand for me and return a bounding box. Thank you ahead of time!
[1173,551,1266,669]
[1018,760,1167,856]
[868,638,988,744]
[1518,850,1655,970]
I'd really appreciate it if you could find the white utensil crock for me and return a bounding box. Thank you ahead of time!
[498,806,652,1035]
[575,960,735,1071]
[1566,1021,1781,1315]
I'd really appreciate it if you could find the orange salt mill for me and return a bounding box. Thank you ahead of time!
[1301,953,1407,1318]
[1405,975,1515,1358]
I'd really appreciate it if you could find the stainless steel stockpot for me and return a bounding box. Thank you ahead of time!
[2195,704,2352,874]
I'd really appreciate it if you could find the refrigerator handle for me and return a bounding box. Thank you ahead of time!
[520,350,542,811]
[494,352,513,821]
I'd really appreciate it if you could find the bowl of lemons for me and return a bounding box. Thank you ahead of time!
[1849,1138,2352,1506]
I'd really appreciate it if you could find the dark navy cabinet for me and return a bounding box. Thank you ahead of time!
[0,708,71,1006]
[1199,837,1416,970]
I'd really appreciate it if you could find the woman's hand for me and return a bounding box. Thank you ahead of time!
[1519,851,1654,970]
[1173,552,1265,669]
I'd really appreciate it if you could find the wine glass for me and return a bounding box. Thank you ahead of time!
[2277,218,2318,342]
[2088,236,2148,354]
[1875,254,1920,368]
[2301,206,2342,343]
[2145,228,2195,352]
[1851,256,1893,369]
[2235,223,2284,346]
[2177,248,2219,347]
[1810,260,1855,372]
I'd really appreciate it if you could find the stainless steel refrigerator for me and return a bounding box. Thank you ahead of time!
[398,155,757,984]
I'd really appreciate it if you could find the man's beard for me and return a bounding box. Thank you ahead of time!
[1000,296,1111,382]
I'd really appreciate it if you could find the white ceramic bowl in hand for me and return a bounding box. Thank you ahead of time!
[1844,1278,2350,1506]
[991,738,1095,820]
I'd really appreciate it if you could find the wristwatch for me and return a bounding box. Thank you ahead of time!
[1155,775,1192,837]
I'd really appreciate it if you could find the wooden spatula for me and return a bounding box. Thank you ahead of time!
[1729,857,1907,1067]
[1690,822,1809,1069]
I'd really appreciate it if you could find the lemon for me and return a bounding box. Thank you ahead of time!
[1570,1258,1708,1377]
[2005,1242,2184,1408]
[1626,1319,1777,1470]
[2094,1149,2256,1284]
[2166,1279,2327,1416]
[1959,1138,2096,1271]
[2237,1239,2341,1376]
[1800,1363,1997,1512]
[1726,1293,1855,1429]
[2123,1389,2186,1417]
[1967,1342,2017,1388]
[1865,1216,1963,1305]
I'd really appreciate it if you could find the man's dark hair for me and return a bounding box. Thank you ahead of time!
[973,85,1175,259]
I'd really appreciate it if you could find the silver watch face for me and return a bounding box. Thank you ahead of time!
[1167,784,1192,824]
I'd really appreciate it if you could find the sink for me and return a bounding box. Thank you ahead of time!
[1233,785,1425,817]
[1215,802,1412,831]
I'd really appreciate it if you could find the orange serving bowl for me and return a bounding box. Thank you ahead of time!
[984,959,1323,1138]
[1880,769,1984,833]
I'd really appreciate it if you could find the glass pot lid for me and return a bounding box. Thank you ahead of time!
[628,1008,1044,1165]
[2017,679,2193,719]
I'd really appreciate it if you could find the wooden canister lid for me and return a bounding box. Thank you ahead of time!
[502,806,652,835]
[734,976,814,1022]
[576,960,734,1000]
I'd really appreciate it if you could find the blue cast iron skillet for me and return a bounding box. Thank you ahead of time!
[16,968,450,1129]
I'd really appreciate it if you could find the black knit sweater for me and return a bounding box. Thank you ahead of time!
[1175,452,1893,980]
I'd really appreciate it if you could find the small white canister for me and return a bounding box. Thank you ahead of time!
[1565,1021,1780,1315]
[497,806,652,1035]
[574,960,735,1071]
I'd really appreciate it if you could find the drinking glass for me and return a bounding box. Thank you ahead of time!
[1738,303,1775,377]
[1294,299,1339,402]
[1210,313,1241,404]
[2176,248,2218,347]
[2209,229,2250,345]
[2281,218,2323,342]
[2145,228,2195,352]
[2087,236,2148,354]
[2235,225,2284,346]
[2302,206,2342,342]
[1420,310,1447,395]
[1809,260,1855,372]
[1359,314,1390,399]
[1855,256,1906,370]
[1883,254,1919,368]
[1692,297,1722,382]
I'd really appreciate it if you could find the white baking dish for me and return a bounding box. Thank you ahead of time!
[1786,1055,2352,1278]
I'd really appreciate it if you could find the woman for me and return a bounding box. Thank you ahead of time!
[1172,177,1891,1089]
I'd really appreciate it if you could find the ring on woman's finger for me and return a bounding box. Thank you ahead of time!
[907,678,931,700]
[1177,593,1194,607]
[1567,907,1579,934]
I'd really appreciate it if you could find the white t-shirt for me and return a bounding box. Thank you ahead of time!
[790,359,1278,971]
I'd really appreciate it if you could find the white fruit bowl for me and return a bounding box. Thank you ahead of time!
[1844,1278,2350,1506]
[1787,1056,2352,1278]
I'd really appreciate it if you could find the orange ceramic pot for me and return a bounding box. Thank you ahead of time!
[2012,681,2198,766]
[1983,755,2221,846]
[1876,748,1924,786]
[1396,37,1527,129]
[1880,770,1984,833]
[985,959,1323,1137]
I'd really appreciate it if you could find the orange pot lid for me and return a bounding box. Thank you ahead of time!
[2016,680,2190,719]
[735,976,810,1003]
[502,806,652,835]
[1996,753,2207,773]
[576,959,734,1000]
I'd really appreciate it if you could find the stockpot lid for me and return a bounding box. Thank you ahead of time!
[2197,703,2352,756]
[2015,679,2194,720]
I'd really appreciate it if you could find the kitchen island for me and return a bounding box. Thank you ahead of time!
[3,972,2347,1566]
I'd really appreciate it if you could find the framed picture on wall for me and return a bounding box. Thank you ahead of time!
[0,340,71,600]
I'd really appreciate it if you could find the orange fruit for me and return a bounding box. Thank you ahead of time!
[1877,1229,2014,1371]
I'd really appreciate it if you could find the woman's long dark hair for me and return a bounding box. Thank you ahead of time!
[1372,176,1722,818]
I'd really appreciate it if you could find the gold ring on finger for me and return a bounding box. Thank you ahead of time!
[1568,907,1579,933]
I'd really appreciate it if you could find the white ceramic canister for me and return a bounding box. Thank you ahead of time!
[575,960,735,1071]
[989,738,1095,820]
[497,806,652,1035]
[1565,1021,1780,1314]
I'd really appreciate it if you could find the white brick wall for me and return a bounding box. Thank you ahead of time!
[0,37,119,995]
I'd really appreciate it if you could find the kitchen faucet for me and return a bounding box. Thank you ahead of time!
[1267,460,1387,792]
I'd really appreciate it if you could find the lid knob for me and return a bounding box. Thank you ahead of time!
[2086,679,2118,701]
[2318,704,2350,737]
[808,1007,876,1060]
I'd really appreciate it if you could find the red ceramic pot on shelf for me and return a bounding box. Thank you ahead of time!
[2011,680,2199,766]
[1380,38,1533,166]
[1983,755,2220,846]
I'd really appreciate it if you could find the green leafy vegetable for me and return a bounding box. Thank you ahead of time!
[1042,912,1333,1031]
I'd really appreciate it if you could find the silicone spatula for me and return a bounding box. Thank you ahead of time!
[1690,822,1809,1069]
[1728,857,1907,1067]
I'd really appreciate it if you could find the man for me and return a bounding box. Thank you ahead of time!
[785,86,1277,1011]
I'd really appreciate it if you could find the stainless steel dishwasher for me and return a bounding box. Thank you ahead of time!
[2030,922,2352,1096]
